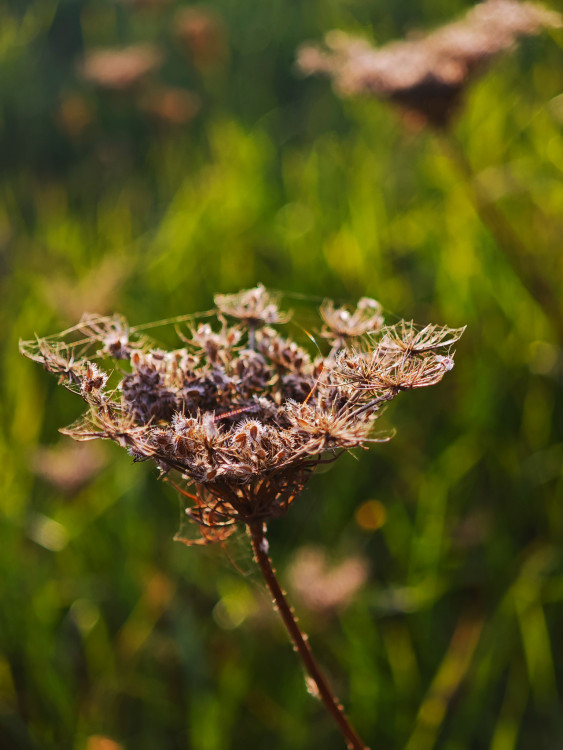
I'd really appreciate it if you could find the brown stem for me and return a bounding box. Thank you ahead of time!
[248,522,370,750]
[439,132,563,343]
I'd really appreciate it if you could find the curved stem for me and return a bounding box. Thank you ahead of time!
[248,522,370,750]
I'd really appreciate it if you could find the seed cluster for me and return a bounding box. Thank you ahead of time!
[297,0,561,128]
[21,286,463,544]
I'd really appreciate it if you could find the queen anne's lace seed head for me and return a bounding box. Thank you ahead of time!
[297,0,561,128]
[20,288,463,544]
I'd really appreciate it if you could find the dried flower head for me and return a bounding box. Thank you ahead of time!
[215,284,290,328]
[297,0,561,128]
[20,286,463,545]
[320,297,383,343]
[334,345,456,400]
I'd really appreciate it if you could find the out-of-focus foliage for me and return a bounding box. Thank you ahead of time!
[1,1,562,749]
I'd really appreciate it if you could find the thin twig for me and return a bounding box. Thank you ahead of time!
[248,522,370,750]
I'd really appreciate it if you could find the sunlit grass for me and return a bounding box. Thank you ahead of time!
[1,1,562,748]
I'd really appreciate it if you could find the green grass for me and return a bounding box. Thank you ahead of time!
[1,1,562,748]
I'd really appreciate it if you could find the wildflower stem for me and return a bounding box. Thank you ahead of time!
[248,522,370,750]
[439,132,563,343]
[248,322,257,351]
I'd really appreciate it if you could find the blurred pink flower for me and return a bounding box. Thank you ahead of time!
[79,44,163,92]
[288,546,369,614]
[33,441,107,495]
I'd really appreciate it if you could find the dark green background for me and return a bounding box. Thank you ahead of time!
[1,1,562,748]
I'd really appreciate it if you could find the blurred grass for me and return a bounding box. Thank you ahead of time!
[1,1,562,749]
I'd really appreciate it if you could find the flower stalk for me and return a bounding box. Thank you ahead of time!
[249,522,369,750]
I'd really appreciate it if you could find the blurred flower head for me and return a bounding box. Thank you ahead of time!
[139,85,201,126]
[79,44,163,92]
[174,6,229,70]
[32,441,107,495]
[297,0,561,128]
[21,286,463,545]
[288,545,369,613]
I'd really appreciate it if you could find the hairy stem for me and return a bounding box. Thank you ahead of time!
[248,522,370,750]
[439,132,563,343]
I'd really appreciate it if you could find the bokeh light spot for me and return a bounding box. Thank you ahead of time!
[355,499,387,531]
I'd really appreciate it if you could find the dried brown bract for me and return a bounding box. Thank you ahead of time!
[257,328,311,373]
[297,0,561,127]
[378,321,466,355]
[185,321,242,364]
[23,339,86,387]
[78,313,141,360]
[334,339,459,401]
[321,297,383,344]
[20,287,463,545]
[215,284,290,328]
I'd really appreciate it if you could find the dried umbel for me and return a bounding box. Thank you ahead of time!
[21,287,463,750]
[297,0,561,127]
[21,288,462,545]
